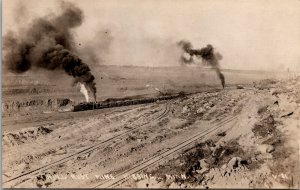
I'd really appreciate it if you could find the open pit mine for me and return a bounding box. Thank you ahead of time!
[2,75,300,189]
[2,1,299,189]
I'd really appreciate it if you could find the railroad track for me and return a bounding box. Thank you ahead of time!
[38,101,172,172]
[5,91,249,187]
[93,114,239,188]
[93,97,252,188]
[3,100,173,187]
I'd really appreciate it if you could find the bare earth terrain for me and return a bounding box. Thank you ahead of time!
[2,66,299,188]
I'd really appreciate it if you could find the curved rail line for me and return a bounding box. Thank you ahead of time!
[5,91,251,187]
[37,101,173,174]
[94,96,251,188]
[3,100,173,186]
[93,114,239,188]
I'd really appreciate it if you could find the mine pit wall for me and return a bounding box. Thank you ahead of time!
[2,98,72,116]
[2,87,52,96]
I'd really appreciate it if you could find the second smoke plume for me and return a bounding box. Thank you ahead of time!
[177,40,225,88]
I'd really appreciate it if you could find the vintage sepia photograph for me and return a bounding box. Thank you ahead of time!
[1,0,300,188]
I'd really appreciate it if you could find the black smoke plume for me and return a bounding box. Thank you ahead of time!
[177,40,225,88]
[3,1,97,100]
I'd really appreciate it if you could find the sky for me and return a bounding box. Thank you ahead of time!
[3,0,300,71]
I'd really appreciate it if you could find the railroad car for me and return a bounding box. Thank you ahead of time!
[72,94,182,112]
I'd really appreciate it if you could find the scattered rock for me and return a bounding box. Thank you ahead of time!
[36,180,44,188]
[196,107,206,114]
[169,182,181,188]
[257,105,268,114]
[37,126,53,134]
[35,173,54,188]
[221,164,227,170]
[196,159,210,174]
[252,114,276,138]
[236,85,244,89]
[3,126,53,147]
[217,132,226,137]
[77,153,91,160]
[280,112,294,118]
[182,106,188,114]
[266,145,275,153]
[44,180,53,187]
[227,157,242,169]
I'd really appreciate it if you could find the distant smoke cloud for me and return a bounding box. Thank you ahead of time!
[78,29,114,66]
[177,40,225,88]
[13,1,29,25]
[3,1,97,101]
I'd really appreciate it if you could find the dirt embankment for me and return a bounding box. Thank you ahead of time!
[127,77,300,188]
[2,98,73,117]
[2,86,53,96]
[1,86,250,188]
[2,75,298,188]
[2,74,79,118]
[3,126,54,147]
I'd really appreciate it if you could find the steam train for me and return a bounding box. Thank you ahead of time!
[73,93,184,112]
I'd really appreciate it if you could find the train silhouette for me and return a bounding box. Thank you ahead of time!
[73,92,185,112]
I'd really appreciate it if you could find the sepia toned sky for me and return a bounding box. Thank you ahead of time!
[3,0,300,70]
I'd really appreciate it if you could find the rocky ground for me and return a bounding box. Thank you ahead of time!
[2,76,299,188]
[131,77,300,188]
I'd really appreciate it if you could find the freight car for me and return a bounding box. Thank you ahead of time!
[73,93,183,112]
